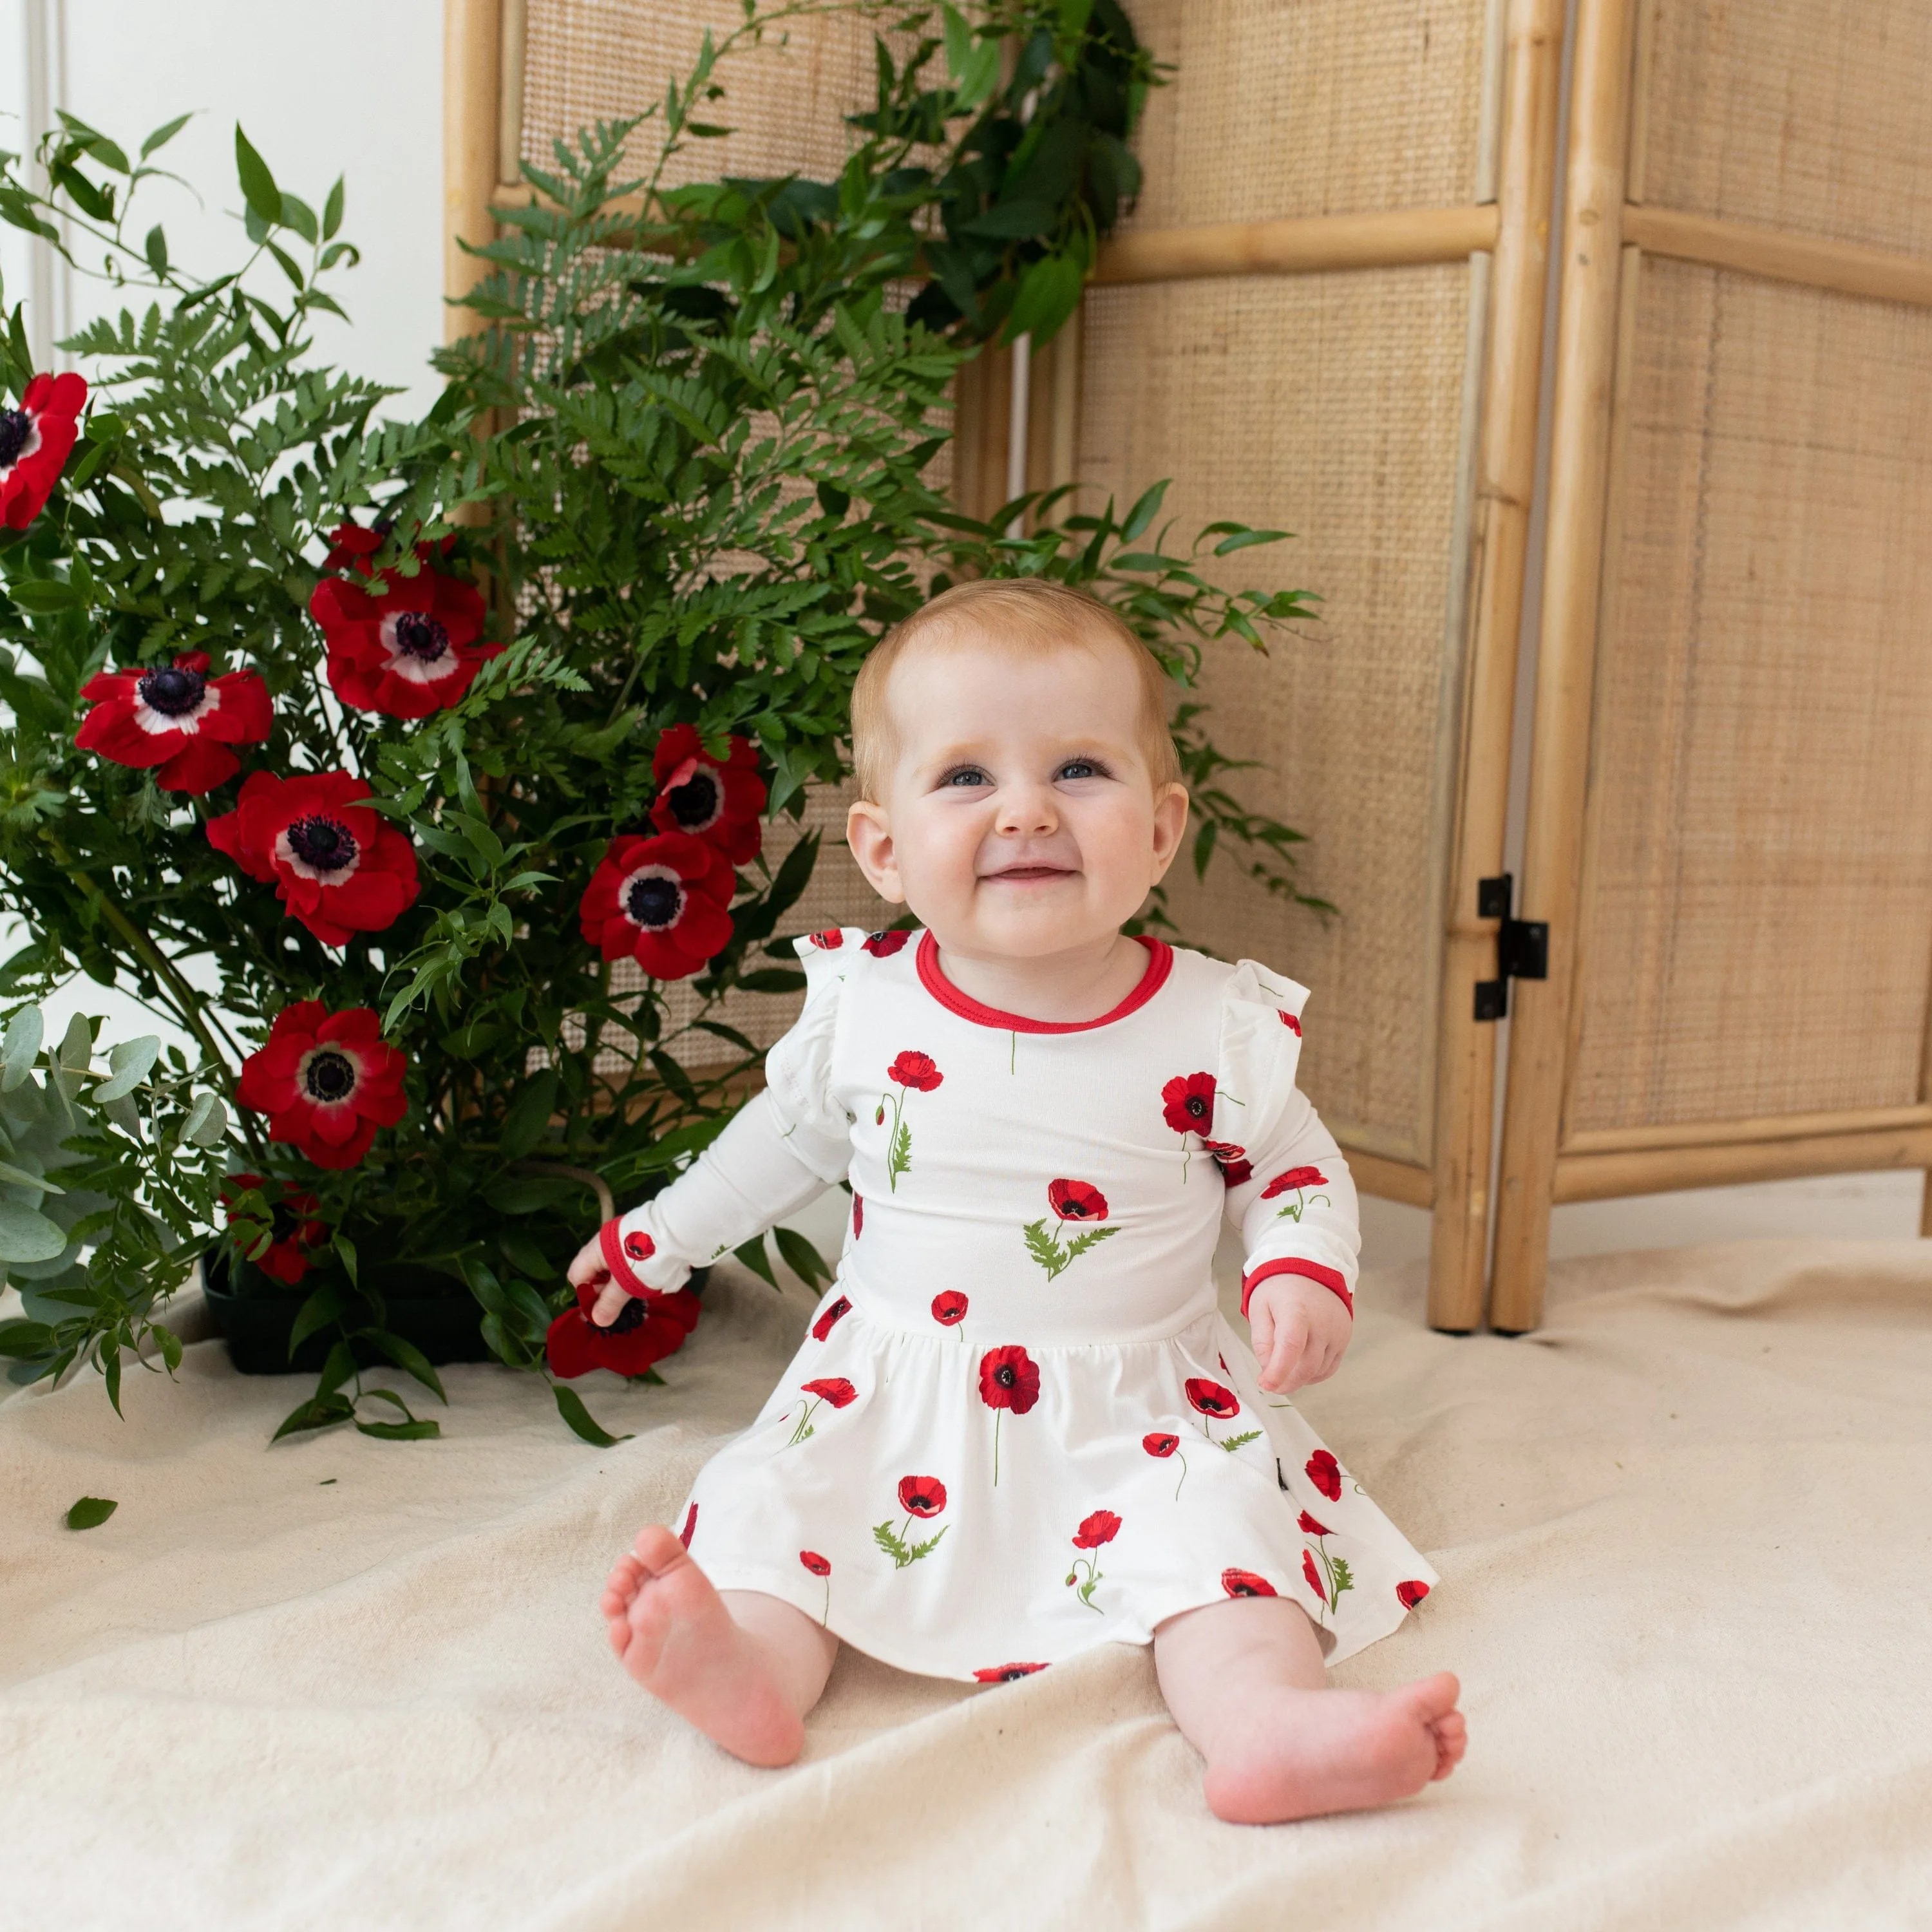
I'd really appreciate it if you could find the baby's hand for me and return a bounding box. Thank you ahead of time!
[1247,1274,1351,1394]
[567,1233,631,1329]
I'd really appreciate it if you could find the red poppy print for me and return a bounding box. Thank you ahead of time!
[1024,1179,1119,1282]
[0,370,86,528]
[1302,1548,1324,1600]
[76,650,272,794]
[578,831,734,982]
[1161,1072,1216,1137]
[972,1663,1046,1682]
[978,1343,1039,1485]
[679,1503,697,1548]
[800,1549,831,1624]
[878,1050,943,1191]
[1144,1428,1189,1499]
[875,1475,949,1568]
[1065,1508,1121,1611]
[1396,1580,1432,1609]
[648,723,766,864]
[851,1193,862,1240]
[310,547,497,719]
[1280,1011,1302,1036]
[207,770,420,947]
[785,1374,857,1446]
[1220,1568,1278,1600]
[806,929,844,949]
[220,1173,328,1287]
[235,1003,408,1170]
[1200,1138,1253,1186]
[1073,1509,1121,1549]
[811,1294,851,1341]
[545,1277,701,1379]
[863,927,911,958]
[1305,1449,1343,1502]
[1302,1518,1355,1618]
[1297,1511,1331,1538]
[1261,1164,1332,1222]
[1186,1375,1260,1454]
[931,1289,968,1331]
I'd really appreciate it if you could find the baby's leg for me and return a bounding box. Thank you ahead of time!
[1153,1596,1465,1824]
[601,1526,838,1767]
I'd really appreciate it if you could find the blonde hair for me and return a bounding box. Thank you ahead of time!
[851,578,1181,800]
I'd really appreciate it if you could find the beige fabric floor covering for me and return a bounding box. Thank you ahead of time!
[4,1236,1930,1932]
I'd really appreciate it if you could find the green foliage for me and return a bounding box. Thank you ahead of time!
[873,1516,949,1567]
[65,1495,118,1529]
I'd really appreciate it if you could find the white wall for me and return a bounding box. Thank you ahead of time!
[2,2,1920,1274]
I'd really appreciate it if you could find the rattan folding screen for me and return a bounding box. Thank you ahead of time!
[444,0,1932,1331]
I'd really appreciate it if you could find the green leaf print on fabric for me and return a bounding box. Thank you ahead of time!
[1298,1511,1356,1619]
[1023,1179,1120,1281]
[875,1473,949,1568]
[1063,1509,1119,1613]
[1217,1429,1262,1453]
[878,1051,942,1191]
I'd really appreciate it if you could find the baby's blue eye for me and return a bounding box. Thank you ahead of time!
[1057,759,1104,781]
[942,767,989,788]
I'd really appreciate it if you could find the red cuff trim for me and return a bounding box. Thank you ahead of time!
[598,1219,659,1299]
[1241,1257,1354,1321]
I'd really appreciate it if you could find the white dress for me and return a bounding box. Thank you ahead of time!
[613,929,1437,1682]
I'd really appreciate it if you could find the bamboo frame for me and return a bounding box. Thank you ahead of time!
[1564,1103,1932,1157]
[1553,1125,1932,1206]
[1091,205,1501,287]
[1622,207,1932,310]
[444,0,504,344]
[1343,1150,1435,1211]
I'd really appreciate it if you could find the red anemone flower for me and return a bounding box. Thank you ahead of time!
[863,927,911,958]
[1298,1510,1331,1537]
[1305,1450,1343,1501]
[207,770,420,946]
[1396,1579,1432,1609]
[236,1003,408,1170]
[0,371,86,528]
[1201,1139,1252,1186]
[1280,1012,1302,1036]
[75,651,271,793]
[648,724,766,864]
[931,1290,968,1327]
[578,831,734,981]
[1072,1510,1121,1550]
[972,1662,1047,1682]
[678,1503,697,1548]
[310,545,497,720]
[805,929,843,949]
[800,1550,831,1578]
[220,1172,328,1287]
[1046,1178,1108,1222]
[1303,1549,1325,1599]
[1220,1568,1278,1599]
[1185,1378,1240,1420]
[1262,1166,1330,1199]
[1142,1432,1179,1458]
[800,1376,857,1408]
[811,1294,851,1341]
[887,1050,943,1092]
[978,1345,1040,1415]
[545,1276,701,1379]
[1161,1072,1217,1137]
[897,1475,947,1518]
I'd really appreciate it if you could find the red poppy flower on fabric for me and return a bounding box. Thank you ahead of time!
[678,1503,697,1548]
[207,770,420,946]
[578,831,734,981]
[978,1345,1040,1415]
[1202,1139,1253,1186]
[863,927,910,958]
[1280,1012,1302,1036]
[1185,1378,1239,1420]
[800,1376,857,1408]
[851,1194,863,1239]
[1396,1579,1432,1609]
[1262,1166,1330,1200]
[897,1475,947,1519]
[972,1663,1047,1682]
[811,1294,851,1341]
[1161,1071,1217,1136]
[75,650,272,794]
[648,723,766,864]
[1072,1510,1121,1550]
[887,1050,943,1092]
[1046,1178,1108,1222]
[805,929,843,949]
[1305,1450,1343,1501]
[546,1276,701,1379]
[0,370,86,529]
[1303,1549,1325,1599]
[1298,1510,1332,1537]
[800,1550,831,1578]
[622,1231,654,1265]
[931,1290,968,1326]
[1142,1432,1179,1458]
[1221,1568,1278,1599]
[220,1172,328,1287]
[311,551,496,719]
[235,1003,408,1170]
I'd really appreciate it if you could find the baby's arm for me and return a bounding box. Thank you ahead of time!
[568,1085,844,1327]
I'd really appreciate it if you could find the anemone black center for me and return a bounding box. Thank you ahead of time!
[392,611,450,663]
[303,1048,356,1103]
[286,814,358,875]
[625,875,681,929]
[607,1295,649,1335]
[994,1363,1018,1389]
[137,665,206,717]
[0,408,30,468]
[667,770,721,830]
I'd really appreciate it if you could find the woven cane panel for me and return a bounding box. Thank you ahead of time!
[1119,0,1493,229]
[1638,0,1932,260]
[1076,267,1477,1163]
[1566,260,1932,1136]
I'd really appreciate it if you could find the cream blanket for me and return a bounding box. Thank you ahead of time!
[5,1237,1929,1931]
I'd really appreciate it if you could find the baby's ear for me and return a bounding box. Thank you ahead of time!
[1150,782,1190,878]
[846,799,904,902]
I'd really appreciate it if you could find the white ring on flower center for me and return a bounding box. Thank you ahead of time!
[274,822,363,883]
[295,1044,359,1106]
[0,415,43,478]
[133,679,221,737]
[379,610,458,684]
[620,862,686,931]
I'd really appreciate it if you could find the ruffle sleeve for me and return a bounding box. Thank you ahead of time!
[761,927,858,1180]
[1213,960,1361,1320]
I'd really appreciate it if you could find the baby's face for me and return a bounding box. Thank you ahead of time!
[846,635,1189,960]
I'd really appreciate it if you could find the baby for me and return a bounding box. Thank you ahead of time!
[572,579,1464,1824]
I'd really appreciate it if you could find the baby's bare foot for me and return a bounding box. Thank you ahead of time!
[1201,1671,1465,1825]
[598,1526,807,1766]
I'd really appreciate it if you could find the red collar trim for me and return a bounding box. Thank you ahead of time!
[915,931,1173,1034]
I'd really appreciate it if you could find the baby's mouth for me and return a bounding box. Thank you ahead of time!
[985,864,1075,883]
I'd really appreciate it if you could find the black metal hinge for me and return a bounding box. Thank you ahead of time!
[1473,873,1548,1021]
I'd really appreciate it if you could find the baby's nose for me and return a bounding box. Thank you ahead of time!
[997,783,1059,835]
